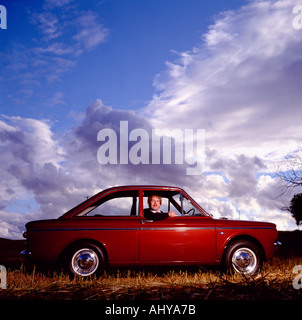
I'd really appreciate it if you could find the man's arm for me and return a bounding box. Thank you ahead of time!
[143,208,169,221]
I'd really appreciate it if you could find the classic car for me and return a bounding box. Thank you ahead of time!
[21,185,280,277]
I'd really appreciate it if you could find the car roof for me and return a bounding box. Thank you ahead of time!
[105,185,184,191]
[60,185,208,218]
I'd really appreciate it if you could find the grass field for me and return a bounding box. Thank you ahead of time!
[0,231,302,300]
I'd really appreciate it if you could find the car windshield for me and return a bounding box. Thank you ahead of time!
[172,193,204,216]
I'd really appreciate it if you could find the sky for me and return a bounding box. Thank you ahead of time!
[1,0,302,238]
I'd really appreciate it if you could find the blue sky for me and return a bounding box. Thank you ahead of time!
[1,0,244,129]
[1,0,302,238]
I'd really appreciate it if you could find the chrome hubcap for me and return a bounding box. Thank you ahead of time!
[71,248,99,276]
[232,247,257,274]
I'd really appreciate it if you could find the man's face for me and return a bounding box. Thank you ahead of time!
[150,196,161,212]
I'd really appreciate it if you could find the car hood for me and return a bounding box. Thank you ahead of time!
[214,218,276,229]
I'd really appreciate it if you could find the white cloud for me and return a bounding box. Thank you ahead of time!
[0,115,72,237]
[0,96,297,239]
[0,213,26,239]
[144,0,302,157]
[0,115,64,167]
[0,100,213,237]
[31,11,62,40]
[73,12,109,50]
[143,0,302,230]
[44,0,74,9]
[43,92,66,107]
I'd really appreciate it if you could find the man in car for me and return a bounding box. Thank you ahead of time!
[144,194,177,221]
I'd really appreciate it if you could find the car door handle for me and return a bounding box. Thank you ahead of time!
[140,220,153,224]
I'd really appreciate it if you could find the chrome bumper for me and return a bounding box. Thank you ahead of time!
[274,241,282,253]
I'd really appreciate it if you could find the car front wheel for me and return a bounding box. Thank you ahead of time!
[65,242,105,277]
[224,240,262,276]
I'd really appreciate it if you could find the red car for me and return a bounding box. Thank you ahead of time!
[22,185,280,277]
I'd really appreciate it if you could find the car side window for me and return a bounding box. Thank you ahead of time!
[82,191,139,217]
[143,196,180,215]
[142,191,205,217]
[96,197,138,216]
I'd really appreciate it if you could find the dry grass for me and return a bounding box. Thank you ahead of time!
[1,233,302,300]
[1,257,302,300]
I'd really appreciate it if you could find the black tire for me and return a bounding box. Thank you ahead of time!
[65,242,105,278]
[223,240,262,276]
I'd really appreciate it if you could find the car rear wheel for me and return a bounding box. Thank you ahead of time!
[65,242,105,277]
[223,240,262,276]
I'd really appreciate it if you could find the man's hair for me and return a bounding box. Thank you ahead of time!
[147,194,162,206]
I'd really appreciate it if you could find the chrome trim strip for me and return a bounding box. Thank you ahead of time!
[31,228,139,232]
[31,226,274,232]
[217,227,274,230]
[31,226,215,232]
[140,227,215,231]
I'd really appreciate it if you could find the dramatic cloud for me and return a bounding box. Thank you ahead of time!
[144,0,302,157]
[0,100,296,239]
[143,0,301,229]
[0,116,64,237]
[0,102,173,237]
[67,100,200,186]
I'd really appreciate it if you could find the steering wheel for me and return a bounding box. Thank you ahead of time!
[185,208,195,216]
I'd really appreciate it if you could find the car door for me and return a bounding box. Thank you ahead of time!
[139,192,217,264]
[80,188,141,264]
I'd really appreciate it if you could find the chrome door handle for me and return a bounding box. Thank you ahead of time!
[140,220,153,224]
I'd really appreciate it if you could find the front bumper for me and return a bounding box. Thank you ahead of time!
[274,241,282,253]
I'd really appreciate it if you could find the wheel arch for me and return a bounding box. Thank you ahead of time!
[57,238,109,267]
[222,234,266,262]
